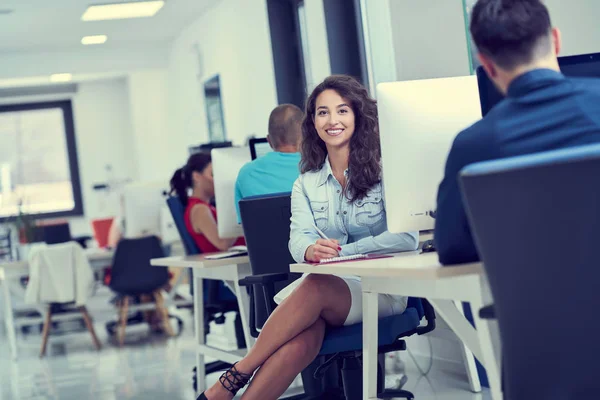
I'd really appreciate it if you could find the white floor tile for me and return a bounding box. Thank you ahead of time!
[0,306,491,400]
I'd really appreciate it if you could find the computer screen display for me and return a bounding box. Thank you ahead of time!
[477,52,600,116]
[249,138,272,160]
[377,76,481,233]
[212,147,251,238]
[122,181,169,238]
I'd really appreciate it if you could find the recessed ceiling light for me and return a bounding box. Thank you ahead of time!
[81,35,108,45]
[81,1,165,21]
[50,73,73,83]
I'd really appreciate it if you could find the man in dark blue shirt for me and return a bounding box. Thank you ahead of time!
[435,0,600,265]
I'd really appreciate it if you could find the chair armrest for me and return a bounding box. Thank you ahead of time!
[479,304,496,320]
[239,273,293,338]
[238,273,292,286]
[416,299,437,335]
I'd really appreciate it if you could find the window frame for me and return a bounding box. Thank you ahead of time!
[0,99,84,221]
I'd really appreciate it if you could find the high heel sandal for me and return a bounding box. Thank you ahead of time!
[196,363,252,400]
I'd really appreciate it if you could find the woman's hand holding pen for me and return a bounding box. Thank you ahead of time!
[305,239,341,262]
[304,223,342,262]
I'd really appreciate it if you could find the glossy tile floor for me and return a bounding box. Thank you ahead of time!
[0,305,491,400]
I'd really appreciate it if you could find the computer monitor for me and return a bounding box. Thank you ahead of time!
[41,223,72,245]
[377,75,482,233]
[212,147,251,238]
[249,137,272,160]
[122,181,170,238]
[477,52,600,116]
[30,223,71,244]
[189,141,233,155]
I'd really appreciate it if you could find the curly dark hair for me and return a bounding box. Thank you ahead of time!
[301,75,381,202]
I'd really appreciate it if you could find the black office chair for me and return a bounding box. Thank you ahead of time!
[166,196,244,341]
[106,236,183,346]
[460,144,600,400]
[166,196,245,389]
[31,223,92,248]
[239,193,436,400]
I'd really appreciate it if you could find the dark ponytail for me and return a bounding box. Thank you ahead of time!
[169,152,212,206]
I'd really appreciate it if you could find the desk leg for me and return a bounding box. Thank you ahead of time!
[1,277,18,360]
[471,279,502,400]
[363,291,378,400]
[232,270,255,350]
[453,300,482,393]
[193,271,206,396]
[429,299,484,362]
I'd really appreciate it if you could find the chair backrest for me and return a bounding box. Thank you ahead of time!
[460,144,600,400]
[165,196,236,304]
[109,236,169,295]
[166,196,200,255]
[406,297,425,320]
[30,223,72,244]
[239,193,301,329]
[25,242,94,305]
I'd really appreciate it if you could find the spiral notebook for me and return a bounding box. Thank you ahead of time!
[317,253,393,265]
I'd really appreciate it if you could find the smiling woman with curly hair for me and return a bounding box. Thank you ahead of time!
[300,75,382,202]
[197,75,418,400]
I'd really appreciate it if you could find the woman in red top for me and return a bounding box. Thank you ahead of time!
[169,152,244,253]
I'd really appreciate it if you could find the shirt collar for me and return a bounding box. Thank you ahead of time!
[316,156,348,187]
[507,69,565,98]
[273,151,301,157]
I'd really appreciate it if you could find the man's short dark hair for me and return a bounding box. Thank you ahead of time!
[470,0,553,70]
[268,104,304,149]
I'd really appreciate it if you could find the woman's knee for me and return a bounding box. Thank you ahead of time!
[279,321,325,363]
[299,274,344,300]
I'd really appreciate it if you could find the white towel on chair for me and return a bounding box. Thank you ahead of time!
[25,242,94,305]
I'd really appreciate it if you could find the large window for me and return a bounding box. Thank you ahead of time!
[0,100,83,220]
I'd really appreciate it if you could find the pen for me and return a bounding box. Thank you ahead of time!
[312,223,342,251]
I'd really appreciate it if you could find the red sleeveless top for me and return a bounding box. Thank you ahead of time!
[184,197,245,253]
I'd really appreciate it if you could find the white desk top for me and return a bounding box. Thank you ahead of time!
[290,251,482,280]
[0,260,28,270]
[0,247,113,270]
[151,254,250,269]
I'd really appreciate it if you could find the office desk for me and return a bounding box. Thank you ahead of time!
[0,248,114,360]
[151,253,254,396]
[291,251,501,400]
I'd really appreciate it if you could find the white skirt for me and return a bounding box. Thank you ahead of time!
[274,274,407,326]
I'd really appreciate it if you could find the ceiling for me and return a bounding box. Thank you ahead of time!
[0,0,218,52]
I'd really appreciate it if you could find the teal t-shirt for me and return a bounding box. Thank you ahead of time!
[235,151,301,222]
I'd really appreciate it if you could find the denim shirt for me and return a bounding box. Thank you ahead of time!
[288,158,419,263]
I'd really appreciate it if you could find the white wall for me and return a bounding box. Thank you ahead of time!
[372,0,600,86]
[545,0,600,56]
[69,78,139,235]
[166,0,278,152]
[127,69,176,183]
[389,0,471,81]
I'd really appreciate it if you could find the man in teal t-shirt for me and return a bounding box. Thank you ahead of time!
[235,104,303,222]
